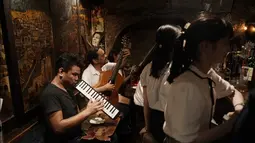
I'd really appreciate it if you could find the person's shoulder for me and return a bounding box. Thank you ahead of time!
[83,64,92,72]
[40,84,61,100]
[173,70,196,83]
[82,64,96,77]
[146,62,152,68]
[143,62,152,72]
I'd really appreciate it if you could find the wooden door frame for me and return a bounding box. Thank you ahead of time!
[0,0,26,134]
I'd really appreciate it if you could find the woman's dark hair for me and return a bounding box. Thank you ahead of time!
[167,13,234,83]
[55,52,82,75]
[150,24,182,78]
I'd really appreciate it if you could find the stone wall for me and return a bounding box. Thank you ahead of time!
[104,0,255,64]
[103,0,206,63]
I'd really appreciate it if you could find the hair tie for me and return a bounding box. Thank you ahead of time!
[182,39,186,48]
[184,22,191,29]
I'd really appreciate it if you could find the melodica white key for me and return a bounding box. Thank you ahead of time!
[75,80,120,119]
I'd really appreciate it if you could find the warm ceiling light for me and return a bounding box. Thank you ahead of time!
[251,26,255,32]
[244,26,248,31]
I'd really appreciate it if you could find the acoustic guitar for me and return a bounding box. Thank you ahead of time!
[94,35,130,105]
[118,43,157,97]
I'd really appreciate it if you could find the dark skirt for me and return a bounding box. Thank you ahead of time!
[149,108,165,143]
[135,105,145,132]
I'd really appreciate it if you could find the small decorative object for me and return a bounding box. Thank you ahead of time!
[89,117,105,125]
[241,66,253,81]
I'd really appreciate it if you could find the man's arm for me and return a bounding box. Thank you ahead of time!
[194,113,238,143]
[143,86,151,131]
[229,89,244,112]
[48,110,90,133]
[82,67,114,93]
[209,69,244,111]
[48,100,104,134]
[93,83,115,93]
[94,85,107,92]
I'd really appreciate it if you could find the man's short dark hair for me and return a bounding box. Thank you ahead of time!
[55,53,82,75]
[87,48,99,64]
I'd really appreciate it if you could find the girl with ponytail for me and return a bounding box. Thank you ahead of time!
[140,24,182,142]
[162,13,244,143]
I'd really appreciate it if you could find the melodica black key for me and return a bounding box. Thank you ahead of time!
[75,80,120,119]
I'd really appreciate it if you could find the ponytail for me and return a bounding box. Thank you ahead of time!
[167,13,233,83]
[167,33,193,83]
[150,25,182,79]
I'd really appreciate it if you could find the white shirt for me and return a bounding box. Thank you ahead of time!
[81,63,123,86]
[162,65,235,142]
[140,62,170,111]
[82,64,100,86]
[133,81,144,106]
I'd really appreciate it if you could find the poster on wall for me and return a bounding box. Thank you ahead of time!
[11,10,54,112]
[0,23,14,122]
[91,6,104,49]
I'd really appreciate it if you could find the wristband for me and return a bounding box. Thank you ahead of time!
[234,103,244,108]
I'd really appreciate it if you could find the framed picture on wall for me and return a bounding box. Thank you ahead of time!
[241,66,254,81]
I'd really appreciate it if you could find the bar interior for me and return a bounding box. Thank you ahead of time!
[0,0,254,142]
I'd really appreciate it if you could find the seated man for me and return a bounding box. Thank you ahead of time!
[82,47,130,104]
[81,47,114,92]
[82,47,130,88]
[40,53,104,143]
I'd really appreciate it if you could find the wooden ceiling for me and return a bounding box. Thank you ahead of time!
[103,0,254,22]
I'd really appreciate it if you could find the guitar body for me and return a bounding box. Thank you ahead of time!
[94,70,125,105]
[94,35,130,105]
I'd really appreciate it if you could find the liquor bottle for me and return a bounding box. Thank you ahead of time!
[247,48,255,68]
[243,42,255,89]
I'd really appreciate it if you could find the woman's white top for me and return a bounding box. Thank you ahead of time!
[133,81,144,106]
[162,65,235,142]
[140,62,171,111]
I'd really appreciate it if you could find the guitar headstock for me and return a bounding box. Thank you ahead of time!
[121,35,131,49]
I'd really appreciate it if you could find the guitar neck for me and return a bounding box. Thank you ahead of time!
[109,50,124,83]
[110,35,130,83]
